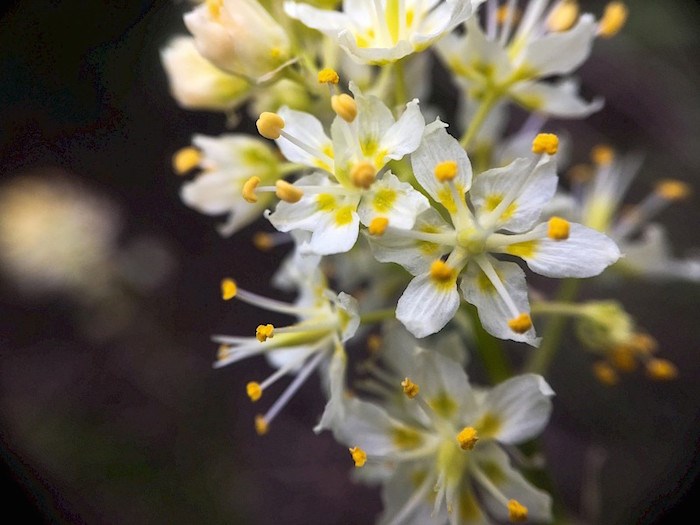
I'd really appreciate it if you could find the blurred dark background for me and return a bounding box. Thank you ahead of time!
[1,1,699,523]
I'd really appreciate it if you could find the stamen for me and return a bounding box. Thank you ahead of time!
[456,426,479,450]
[368,217,389,236]
[349,446,367,467]
[532,133,559,155]
[256,112,285,140]
[253,232,274,251]
[546,0,579,32]
[507,499,529,523]
[401,377,420,399]
[610,346,637,372]
[172,146,201,175]
[256,324,275,342]
[254,414,268,435]
[429,260,456,283]
[275,180,304,203]
[593,362,619,386]
[475,257,521,319]
[598,2,628,38]
[221,278,238,300]
[367,334,382,354]
[434,160,459,182]
[655,179,692,201]
[318,68,340,85]
[246,381,263,402]
[242,176,261,203]
[217,344,230,361]
[508,313,533,334]
[645,359,678,381]
[331,94,358,123]
[591,144,615,166]
[547,216,570,240]
[350,161,377,188]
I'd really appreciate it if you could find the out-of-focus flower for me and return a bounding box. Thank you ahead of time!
[160,36,251,111]
[184,0,293,82]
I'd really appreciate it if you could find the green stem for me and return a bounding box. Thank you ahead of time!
[530,301,585,317]
[525,279,581,375]
[459,90,501,150]
[359,308,395,324]
[393,59,408,107]
[464,303,511,384]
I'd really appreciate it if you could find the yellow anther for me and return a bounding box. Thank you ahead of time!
[434,160,459,182]
[508,499,528,523]
[246,381,263,402]
[368,217,389,236]
[629,333,657,354]
[242,176,261,203]
[546,0,579,32]
[532,133,559,155]
[567,164,594,183]
[207,0,222,18]
[221,278,237,300]
[254,415,268,435]
[610,346,637,372]
[429,260,456,283]
[256,112,285,140]
[317,68,340,85]
[456,426,479,451]
[349,446,367,467]
[350,161,377,189]
[401,377,420,399]
[331,94,358,122]
[598,2,628,38]
[590,144,615,166]
[367,334,382,354]
[496,5,521,24]
[508,313,533,334]
[275,180,304,203]
[646,359,678,381]
[655,179,692,201]
[256,324,275,342]
[547,216,570,240]
[172,146,202,175]
[253,232,274,252]
[217,344,230,361]
[593,361,619,386]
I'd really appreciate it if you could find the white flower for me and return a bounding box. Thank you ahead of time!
[330,347,554,524]
[160,36,250,111]
[437,0,610,118]
[367,124,619,342]
[184,0,292,82]
[285,0,481,64]
[175,134,281,235]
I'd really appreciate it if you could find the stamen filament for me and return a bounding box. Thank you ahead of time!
[279,129,334,168]
[384,472,436,525]
[475,256,521,318]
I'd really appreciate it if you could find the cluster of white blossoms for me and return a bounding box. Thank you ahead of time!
[162,0,695,522]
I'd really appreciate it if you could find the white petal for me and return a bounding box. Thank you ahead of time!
[283,1,348,35]
[396,272,460,338]
[380,99,426,161]
[305,207,360,255]
[314,346,347,433]
[276,107,333,170]
[357,172,430,229]
[511,80,604,119]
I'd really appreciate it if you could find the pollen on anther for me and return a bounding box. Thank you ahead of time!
[242,176,261,203]
[457,426,479,450]
[172,146,202,175]
[256,324,275,342]
[507,499,528,523]
[547,216,570,240]
[253,232,274,252]
[591,144,615,166]
[256,112,285,140]
[217,344,231,361]
[246,381,263,402]
[532,133,559,155]
[350,162,377,189]
[508,313,532,334]
[349,446,367,467]
[331,94,358,123]
[655,179,692,201]
[646,359,678,381]
[254,415,268,435]
[369,217,389,236]
[429,260,455,283]
[434,160,459,182]
[546,0,579,32]
[275,180,304,203]
[221,278,238,300]
[593,361,619,386]
[598,1,628,38]
[401,377,420,399]
[318,68,340,85]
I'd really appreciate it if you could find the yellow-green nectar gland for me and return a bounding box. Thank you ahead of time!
[598,2,628,38]
[368,217,389,236]
[655,179,692,201]
[457,426,479,451]
[246,381,263,402]
[508,313,532,334]
[172,146,202,175]
[349,446,367,467]
[546,0,579,32]
[401,377,420,399]
[275,180,304,203]
[331,94,358,123]
[317,68,340,85]
[221,278,237,300]
[508,499,528,523]
[547,216,570,240]
[593,361,619,386]
[532,133,559,155]
[434,160,459,182]
[207,0,222,18]
[256,112,285,140]
[350,161,377,189]
[430,260,456,284]
[646,359,678,381]
[255,415,268,435]
[243,176,261,203]
[591,144,615,166]
[256,324,274,342]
